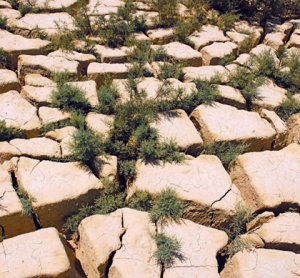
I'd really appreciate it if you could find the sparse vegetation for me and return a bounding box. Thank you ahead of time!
[228,66,266,110]
[225,203,254,241]
[127,190,153,211]
[276,98,300,120]
[154,233,183,268]
[219,54,236,66]
[70,128,105,164]
[226,237,254,257]
[51,83,90,113]
[251,50,278,78]
[203,142,247,168]
[239,32,256,54]
[0,16,7,29]
[0,48,7,68]
[222,203,255,257]
[158,63,184,81]
[0,121,24,141]
[97,82,120,115]
[63,179,126,236]
[151,0,179,27]
[17,188,34,216]
[49,29,76,52]
[150,188,184,223]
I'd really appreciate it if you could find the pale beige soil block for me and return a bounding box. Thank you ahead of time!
[108,208,160,278]
[0,8,21,21]
[287,113,300,144]
[14,157,102,228]
[0,30,50,69]
[188,25,229,51]
[150,109,203,155]
[0,1,12,8]
[287,29,300,48]
[86,112,113,138]
[183,65,228,82]
[230,143,300,212]
[38,106,71,124]
[158,42,203,66]
[147,28,174,44]
[0,90,41,137]
[18,0,79,11]
[91,155,118,180]
[260,109,287,150]
[0,165,35,238]
[0,69,20,94]
[234,53,251,66]
[254,80,287,109]
[45,126,77,157]
[88,63,129,87]
[24,73,55,87]
[221,249,300,278]
[234,21,263,46]
[70,80,99,108]
[48,50,96,74]
[9,137,61,159]
[8,12,76,36]
[77,210,124,278]
[93,45,131,63]
[22,80,98,107]
[253,212,300,252]
[18,55,80,79]
[190,102,276,151]
[263,32,286,51]
[200,42,238,66]
[216,85,246,109]
[21,85,53,106]
[87,0,124,16]
[0,227,74,277]
[160,219,228,278]
[131,155,243,228]
[0,142,21,161]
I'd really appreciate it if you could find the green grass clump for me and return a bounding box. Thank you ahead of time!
[150,188,184,223]
[174,19,196,45]
[51,83,90,113]
[151,0,179,27]
[0,48,7,68]
[219,54,236,66]
[118,159,137,181]
[94,0,147,48]
[276,51,300,93]
[225,203,254,241]
[158,63,184,81]
[63,179,125,235]
[276,98,300,121]
[50,30,76,52]
[97,83,120,115]
[228,66,265,110]
[17,188,34,216]
[218,12,240,31]
[0,16,7,29]
[203,142,247,168]
[0,121,24,141]
[251,50,278,78]
[155,77,220,114]
[107,98,184,182]
[70,128,105,164]
[239,32,256,54]
[154,233,183,267]
[127,190,153,211]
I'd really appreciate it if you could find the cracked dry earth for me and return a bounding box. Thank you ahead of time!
[0,0,300,277]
